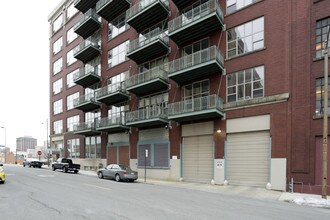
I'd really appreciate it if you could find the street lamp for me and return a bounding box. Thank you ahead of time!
[1,127,6,164]
[322,26,330,200]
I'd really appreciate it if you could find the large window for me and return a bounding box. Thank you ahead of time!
[67,115,79,132]
[67,69,78,88]
[183,80,209,100]
[108,12,129,40]
[85,136,101,158]
[183,39,209,56]
[226,66,264,102]
[53,79,63,95]
[67,92,79,110]
[53,120,63,134]
[53,58,63,75]
[315,77,330,116]
[67,3,78,20]
[315,17,330,59]
[138,56,168,73]
[138,142,169,167]
[68,138,80,159]
[53,14,63,33]
[226,0,258,14]
[139,92,168,110]
[227,17,264,58]
[107,41,129,68]
[67,26,78,44]
[66,48,77,66]
[53,99,63,115]
[53,37,63,55]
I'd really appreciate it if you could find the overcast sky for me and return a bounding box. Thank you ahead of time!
[0,0,62,151]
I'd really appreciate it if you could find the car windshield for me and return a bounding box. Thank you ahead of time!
[119,165,132,172]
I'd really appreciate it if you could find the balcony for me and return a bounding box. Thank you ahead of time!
[95,82,130,106]
[127,29,169,64]
[73,66,101,88]
[73,121,100,136]
[96,113,128,132]
[74,9,101,39]
[74,0,100,13]
[168,0,224,46]
[126,0,169,32]
[96,0,131,22]
[168,46,224,85]
[126,66,168,96]
[171,0,191,10]
[74,37,101,63]
[168,94,224,122]
[73,93,101,112]
[126,106,168,128]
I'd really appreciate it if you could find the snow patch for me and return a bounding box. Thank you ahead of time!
[291,197,330,208]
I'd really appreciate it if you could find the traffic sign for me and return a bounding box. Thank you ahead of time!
[37,150,42,156]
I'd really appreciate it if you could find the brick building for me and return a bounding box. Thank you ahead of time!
[48,0,330,194]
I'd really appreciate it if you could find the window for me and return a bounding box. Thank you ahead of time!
[67,26,78,44]
[108,106,126,124]
[67,115,79,132]
[227,17,264,58]
[53,99,63,115]
[67,3,78,20]
[53,58,63,75]
[85,111,101,123]
[85,136,101,158]
[68,138,80,158]
[226,65,264,102]
[53,14,63,33]
[108,12,129,40]
[315,77,330,116]
[67,92,79,110]
[182,39,209,56]
[67,48,77,66]
[315,17,330,59]
[139,56,168,73]
[53,120,63,134]
[138,142,169,167]
[53,79,63,95]
[227,0,258,14]
[107,41,129,68]
[67,69,78,88]
[182,80,209,110]
[53,37,63,55]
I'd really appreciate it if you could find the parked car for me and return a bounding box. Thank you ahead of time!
[52,158,80,173]
[0,164,5,183]
[23,158,43,168]
[97,164,138,182]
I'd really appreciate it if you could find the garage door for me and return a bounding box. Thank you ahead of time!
[107,146,129,166]
[227,131,270,186]
[183,135,213,183]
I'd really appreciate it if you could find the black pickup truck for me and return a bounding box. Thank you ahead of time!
[52,158,80,173]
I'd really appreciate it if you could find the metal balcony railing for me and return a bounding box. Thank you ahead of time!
[126,66,168,88]
[126,106,168,123]
[73,66,101,82]
[126,0,169,20]
[128,28,169,53]
[168,46,224,73]
[74,9,100,30]
[96,113,126,128]
[95,82,127,99]
[73,37,100,56]
[73,120,97,132]
[73,93,96,106]
[168,94,224,116]
[168,0,224,33]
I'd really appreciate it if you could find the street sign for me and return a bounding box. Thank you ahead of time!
[37,150,42,156]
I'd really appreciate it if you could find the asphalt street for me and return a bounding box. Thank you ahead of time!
[0,165,329,220]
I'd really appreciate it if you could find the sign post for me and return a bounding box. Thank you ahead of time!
[145,149,148,182]
[38,150,42,161]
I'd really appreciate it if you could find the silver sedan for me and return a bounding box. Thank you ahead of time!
[97,164,138,182]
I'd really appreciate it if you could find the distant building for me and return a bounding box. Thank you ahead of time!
[16,136,37,152]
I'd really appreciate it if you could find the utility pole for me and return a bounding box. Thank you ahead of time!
[322,27,329,199]
[1,127,6,163]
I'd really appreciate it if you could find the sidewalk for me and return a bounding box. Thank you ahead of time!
[78,169,330,208]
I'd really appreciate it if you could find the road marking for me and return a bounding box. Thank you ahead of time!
[84,183,112,191]
[5,174,15,176]
[37,175,55,178]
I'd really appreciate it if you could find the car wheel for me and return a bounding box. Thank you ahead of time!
[129,180,135,182]
[74,170,78,174]
[29,165,32,168]
[115,174,121,182]
[52,166,56,171]
[97,172,103,179]
[23,164,25,167]
[64,167,68,173]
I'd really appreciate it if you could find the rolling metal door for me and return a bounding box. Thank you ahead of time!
[183,135,213,183]
[108,147,117,165]
[119,146,129,166]
[227,131,270,186]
